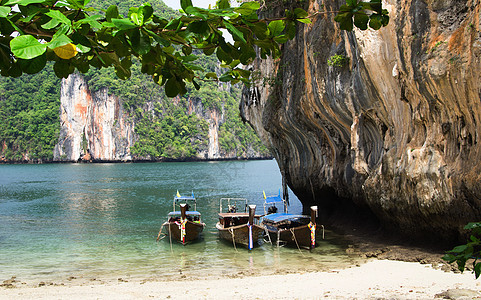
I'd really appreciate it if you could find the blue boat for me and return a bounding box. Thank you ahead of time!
[261,190,321,249]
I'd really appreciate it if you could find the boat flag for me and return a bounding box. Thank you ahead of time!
[247,222,253,250]
[191,191,195,198]
[176,190,181,198]
[263,191,266,199]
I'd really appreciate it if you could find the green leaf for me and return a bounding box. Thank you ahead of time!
[128,28,150,55]
[205,72,217,79]
[180,54,197,62]
[165,77,180,97]
[354,13,369,30]
[294,8,308,18]
[145,29,170,47]
[112,18,137,30]
[76,43,90,53]
[45,10,71,26]
[475,262,481,279]
[4,0,44,5]
[216,0,230,9]
[181,0,193,10]
[47,34,72,49]
[451,245,468,253]
[19,53,46,74]
[41,18,60,30]
[297,18,311,24]
[273,34,288,44]
[187,20,209,34]
[234,1,259,15]
[464,222,481,230]
[10,35,47,59]
[74,14,102,29]
[334,12,354,31]
[141,3,153,22]
[369,15,382,30]
[216,47,232,64]
[192,79,200,90]
[53,59,74,78]
[0,6,11,18]
[346,0,358,6]
[223,20,246,43]
[106,5,119,22]
[268,20,285,37]
[219,73,234,82]
[250,22,268,39]
[182,45,192,55]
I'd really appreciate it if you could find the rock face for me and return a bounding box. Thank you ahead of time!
[53,74,258,162]
[54,73,136,162]
[241,0,481,242]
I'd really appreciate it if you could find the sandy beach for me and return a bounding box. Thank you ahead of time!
[1,259,480,299]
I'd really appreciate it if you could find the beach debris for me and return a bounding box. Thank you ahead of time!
[1,276,17,288]
[435,288,481,299]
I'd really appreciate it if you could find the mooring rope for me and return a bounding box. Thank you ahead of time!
[168,223,173,253]
[156,226,164,242]
[263,227,272,245]
[290,228,304,255]
[228,228,238,252]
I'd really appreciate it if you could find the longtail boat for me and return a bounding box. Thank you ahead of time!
[216,198,264,250]
[160,191,205,245]
[261,190,322,249]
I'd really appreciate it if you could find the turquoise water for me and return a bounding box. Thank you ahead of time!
[0,160,357,283]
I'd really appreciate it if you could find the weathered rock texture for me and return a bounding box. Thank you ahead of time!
[53,73,136,162]
[241,0,481,242]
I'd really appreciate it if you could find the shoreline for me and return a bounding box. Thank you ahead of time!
[1,259,480,299]
[0,156,274,164]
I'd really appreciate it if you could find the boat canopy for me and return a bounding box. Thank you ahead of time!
[262,213,309,223]
[173,191,198,211]
[174,196,196,201]
[168,211,201,216]
[263,189,288,213]
[265,194,283,204]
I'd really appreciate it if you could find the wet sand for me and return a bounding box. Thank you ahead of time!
[1,259,480,299]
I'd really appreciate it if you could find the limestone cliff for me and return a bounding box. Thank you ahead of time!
[53,74,262,162]
[53,73,135,162]
[241,0,481,242]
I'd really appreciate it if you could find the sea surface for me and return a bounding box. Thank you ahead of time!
[0,160,359,284]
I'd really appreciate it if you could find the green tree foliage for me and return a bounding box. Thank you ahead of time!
[131,98,208,159]
[0,65,61,161]
[0,0,388,161]
[0,0,388,94]
[443,222,481,279]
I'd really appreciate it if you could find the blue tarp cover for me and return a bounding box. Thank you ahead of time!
[174,196,196,201]
[262,213,309,223]
[168,211,201,216]
[264,195,283,204]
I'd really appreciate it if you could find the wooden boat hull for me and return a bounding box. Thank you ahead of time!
[264,224,314,248]
[163,220,205,245]
[216,222,264,248]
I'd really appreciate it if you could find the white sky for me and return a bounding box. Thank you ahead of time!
[162,0,217,10]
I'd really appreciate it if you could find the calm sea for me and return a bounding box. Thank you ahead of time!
[0,160,358,284]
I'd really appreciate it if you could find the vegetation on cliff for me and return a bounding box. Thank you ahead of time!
[0,66,61,161]
[0,0,274,161]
